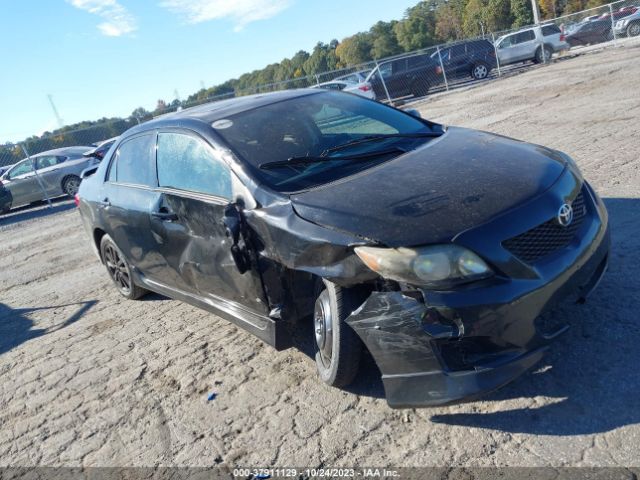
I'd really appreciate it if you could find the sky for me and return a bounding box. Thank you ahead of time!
[0,0,419,143]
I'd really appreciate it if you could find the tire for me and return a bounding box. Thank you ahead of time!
[313,280,362,388]
[628,22,640,37]
[535,45,553,64]
[100,234,147,300]
[62,175,81,197]
[410,79,429,98]
[471,62,489,80]
[0,204,10,215]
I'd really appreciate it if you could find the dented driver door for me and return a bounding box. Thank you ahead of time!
[149,130,269,316]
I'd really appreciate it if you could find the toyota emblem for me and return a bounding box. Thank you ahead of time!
[557,203,574,227]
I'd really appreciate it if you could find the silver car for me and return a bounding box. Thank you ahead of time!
[334,69,371,84]
[312,80,377,100]
[614,9,640,37]
[496,24,569,65]
[0,146,95,211]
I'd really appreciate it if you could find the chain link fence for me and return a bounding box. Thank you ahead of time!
[164,0,639,111]
[3,0,639,173]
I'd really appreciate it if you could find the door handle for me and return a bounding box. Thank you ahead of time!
[151,211,178,222]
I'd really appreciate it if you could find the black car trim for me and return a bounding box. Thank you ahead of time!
[138,275,290,350]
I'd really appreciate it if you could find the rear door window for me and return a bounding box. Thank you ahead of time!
[392,59,408,73]
[515,30,536,43]
[109,134,156,187]
[469,40,491,52]
[407,55,427,68]
[450,44,467,58]
[36,156,59,169]
[156,132,232,199]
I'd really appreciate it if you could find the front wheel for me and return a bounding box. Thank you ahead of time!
[313,281,362,388]
[628,22,640,37]
[535,46,553,63]
[100,234,147,300]
[62,175,81,197]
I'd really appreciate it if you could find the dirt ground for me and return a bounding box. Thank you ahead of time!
[1,43,639,469]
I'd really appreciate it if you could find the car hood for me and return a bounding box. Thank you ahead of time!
[289,127,567,247]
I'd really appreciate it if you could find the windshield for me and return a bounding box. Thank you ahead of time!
[214,91,442,193]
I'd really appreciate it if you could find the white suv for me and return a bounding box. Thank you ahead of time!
[496,24,569,65]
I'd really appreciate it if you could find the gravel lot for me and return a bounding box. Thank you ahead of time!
[1,43,639,469]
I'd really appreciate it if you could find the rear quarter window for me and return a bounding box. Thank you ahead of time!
[542,24,561,35]
[109,134,156,187]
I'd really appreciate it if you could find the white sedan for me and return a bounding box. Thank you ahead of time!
[312,80,377,100]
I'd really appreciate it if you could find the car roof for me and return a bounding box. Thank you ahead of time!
[133,89,322,133]
[22,146,91,158]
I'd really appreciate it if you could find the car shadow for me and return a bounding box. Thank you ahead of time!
[0,300,97,356]
[427,197,640,435]
[0,197,75,229]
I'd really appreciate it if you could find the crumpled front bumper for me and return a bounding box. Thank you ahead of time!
[345,220,610,408]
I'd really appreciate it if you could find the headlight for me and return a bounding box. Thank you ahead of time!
[354,244,492,289]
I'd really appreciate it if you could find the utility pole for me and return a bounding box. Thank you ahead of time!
[47,94,64,129]
[531,0,542,24]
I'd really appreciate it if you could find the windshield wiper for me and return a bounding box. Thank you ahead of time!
[259,147,406,170]
[321,131,443,156]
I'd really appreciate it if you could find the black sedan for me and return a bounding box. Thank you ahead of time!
[77,90,610,407]
[565,18,614,46]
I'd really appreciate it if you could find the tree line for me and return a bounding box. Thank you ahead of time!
[1,0,612,166]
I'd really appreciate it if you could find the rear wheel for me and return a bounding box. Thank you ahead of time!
[0,204,10,215]
[628,22,640,37]
[313,280,362,388]
[471,62,489,80]
[535,45,553,63]
[410,79,429,98]
[100,234,147,300]
[62,175,81,197]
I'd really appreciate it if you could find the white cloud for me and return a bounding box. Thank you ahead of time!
[67,0,137,37]
[160,0,292,31]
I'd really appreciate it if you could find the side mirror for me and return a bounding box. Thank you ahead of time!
[405,108,422,118]
[80,166,99,179]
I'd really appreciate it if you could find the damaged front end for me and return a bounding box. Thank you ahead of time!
[345,225,609,408]
[237,176,610,407]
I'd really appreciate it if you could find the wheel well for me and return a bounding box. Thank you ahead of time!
[93,228,106,261]
[60,174,80,190]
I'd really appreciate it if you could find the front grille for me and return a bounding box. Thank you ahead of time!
[503,190,587,264]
